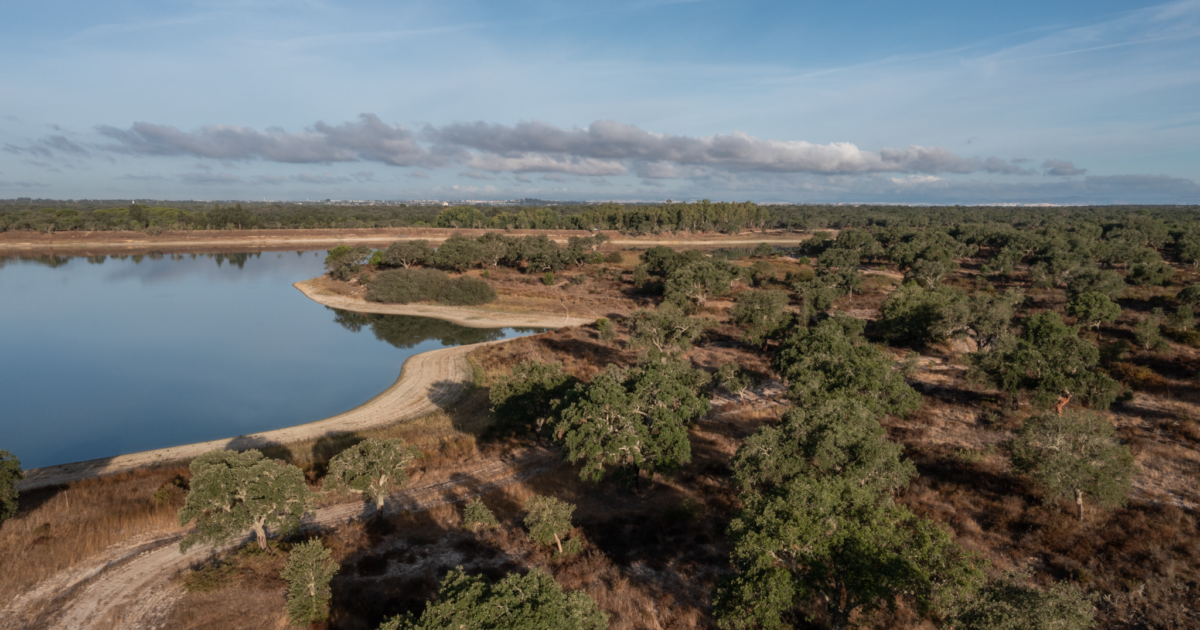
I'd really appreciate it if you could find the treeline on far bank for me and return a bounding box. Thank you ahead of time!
[2,198,1199,235]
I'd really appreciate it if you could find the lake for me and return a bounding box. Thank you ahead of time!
[0,251,541,469]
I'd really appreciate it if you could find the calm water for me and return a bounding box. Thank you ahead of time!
[0,252,541,469]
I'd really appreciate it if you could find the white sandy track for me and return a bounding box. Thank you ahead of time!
[18,338,482,492]
[0,231,811,254]
[294,279,596,329]
[1,449,559,630]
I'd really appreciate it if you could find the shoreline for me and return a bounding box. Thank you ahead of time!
[16,341,487,491]
[294,277,597,329]
[17,280,588,491]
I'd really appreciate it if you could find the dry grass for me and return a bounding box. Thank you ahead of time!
[0,466,188,604]
[265,395,489,474]
[161,587,290,630]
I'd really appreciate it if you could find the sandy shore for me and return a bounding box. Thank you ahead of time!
[17,281,593,491]
[16,339,492,491]
[294,278,596,329]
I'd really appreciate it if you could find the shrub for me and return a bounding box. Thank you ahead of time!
[1134,313,1168,351]
[462,498,500,532]
[182,560,238,593]
[366,268,497,306]
[1169,305,1195,331]
[0,450,21,525]
[1128,261,1175,287]
[954,569,1096,630]
[604,251,623,264]
[282,539,338,626]
[632,264,651,287]
[1066,291,1121,328]
[749,260,777,286]
[379,567,606,630]
[524,496,581,556]
[542,271,555,286]
[596,317,616,342]
[325,245,373,281]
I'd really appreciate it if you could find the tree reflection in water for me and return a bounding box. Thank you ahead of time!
[329,308,544,349]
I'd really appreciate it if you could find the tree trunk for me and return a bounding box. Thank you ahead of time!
[1075,489,1085,521]
[253,522,268,550]
[375,493,386,516]
[553,533,563,554]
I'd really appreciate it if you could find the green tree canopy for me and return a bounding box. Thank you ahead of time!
[731,289,791,347]
[968,312,1121,409]
[716,473,983,629]
[1065,292,1121,329]
[555,361,710,486]
[434,205,487,229]
[625,302,712,361]
[476,232,511,267]
[639,246,704,277]
[489,360,579,440]
[506,235,566,272]
[1066,267,1126,301]
[749,260,777,287]
[1127,261,1175,287]
[462,497,500,532]
[772,317,921,417]
[1177,283,1200,306]
[325,437,421,513]
[378,567,607,630]
[730,397,915,497]
[281,539,339,626]
[1011,410,1135,520]
[878,284,971,346]
[524,495,580,555]
[325,244,374,281]
[178,449,310,551]
[664,259,741,308]
[0,449,22,524]
[384,240,433,268]
[432,234,484,272]
[967,289,1026,350]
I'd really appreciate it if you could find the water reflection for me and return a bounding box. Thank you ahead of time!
[0,250,321,271]
[330,308,545,349]
[0,251,541,469]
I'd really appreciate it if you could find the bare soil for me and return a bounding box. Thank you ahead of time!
[0,227,813,257]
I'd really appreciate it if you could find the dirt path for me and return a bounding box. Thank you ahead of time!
[294,279,596,329]
[0,228,812,256]
[1,449,559,630]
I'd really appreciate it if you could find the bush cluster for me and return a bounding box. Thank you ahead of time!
[366,268,497,306]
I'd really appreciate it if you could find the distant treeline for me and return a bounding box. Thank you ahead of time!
[1,198,1198,235]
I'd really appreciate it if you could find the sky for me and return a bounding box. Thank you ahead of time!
[1,0,1198,204]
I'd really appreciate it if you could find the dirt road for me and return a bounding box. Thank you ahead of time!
[0,227,813,256]
[1,449,559,630]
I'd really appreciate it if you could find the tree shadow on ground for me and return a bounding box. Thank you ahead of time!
[325,467,535,630]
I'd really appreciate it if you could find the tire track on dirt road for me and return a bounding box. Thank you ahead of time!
[2,450,559,630]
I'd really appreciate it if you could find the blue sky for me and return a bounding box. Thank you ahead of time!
[2,0,1198,204]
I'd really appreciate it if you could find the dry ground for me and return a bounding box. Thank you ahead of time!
[7,249,1200,629]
